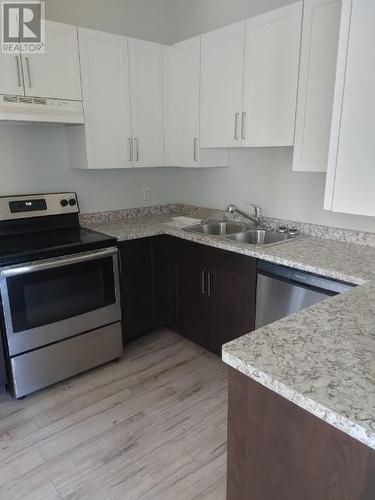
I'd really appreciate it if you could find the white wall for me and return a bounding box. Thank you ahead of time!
[0,124,181,214]
[45,0,173,44]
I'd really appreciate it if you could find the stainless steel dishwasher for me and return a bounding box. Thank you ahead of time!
[256,261,355,329]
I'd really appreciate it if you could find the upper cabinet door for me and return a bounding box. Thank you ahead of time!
[23,21,81,100]
[0,53,24,96]
[200,22,246,148]
[0,8,24,96]
[293,0,342,172]
[128,38,165,167]
[78,28,132,169]
[325,0,375,217]
[164,37,201,167]
[242,3,302,147]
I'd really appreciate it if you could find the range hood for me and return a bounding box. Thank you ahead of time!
[0,95,84,124]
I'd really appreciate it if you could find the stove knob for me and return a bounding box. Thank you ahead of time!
[60,199,68,207]
[69,198,77,206]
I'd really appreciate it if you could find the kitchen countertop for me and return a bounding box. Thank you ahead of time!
[85,210,375,450]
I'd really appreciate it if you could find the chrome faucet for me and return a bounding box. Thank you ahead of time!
[227,203,263,228]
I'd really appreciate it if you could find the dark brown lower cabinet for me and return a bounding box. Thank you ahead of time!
[227,368,375,500]
[118,236,173,344]
[172,239,256,355]
[174,242,210,350]
[119,236,256,354]
[0,327,6,393]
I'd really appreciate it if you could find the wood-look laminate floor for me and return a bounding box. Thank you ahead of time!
[0,329,228,500]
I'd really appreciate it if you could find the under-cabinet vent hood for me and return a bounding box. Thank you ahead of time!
[0,95,84,124]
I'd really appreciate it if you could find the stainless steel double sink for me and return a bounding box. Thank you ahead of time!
[185,221,299,246]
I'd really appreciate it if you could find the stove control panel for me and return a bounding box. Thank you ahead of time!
[0,193,79,221]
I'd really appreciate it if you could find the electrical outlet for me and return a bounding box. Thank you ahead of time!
[143,188,150,202]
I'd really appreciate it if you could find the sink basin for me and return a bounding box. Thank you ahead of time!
[226,229,294,246]
[187,221,250,236]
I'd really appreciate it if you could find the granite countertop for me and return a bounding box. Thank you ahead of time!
[84,210,375,450]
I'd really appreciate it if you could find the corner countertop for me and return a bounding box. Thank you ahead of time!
[84,210,375,450]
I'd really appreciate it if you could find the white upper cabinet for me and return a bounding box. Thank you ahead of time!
[23,21,82,100]
[164,37,201,167]
[0,53,24,96]
[242,2,302,147]
[293,0,342,172]
[128,38,165,167]
[72,28,132,170]
[325,0,375,217]
[200,22,246,148]
[0,9,24,96]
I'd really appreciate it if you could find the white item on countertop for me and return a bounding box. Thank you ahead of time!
[168,216,202,228]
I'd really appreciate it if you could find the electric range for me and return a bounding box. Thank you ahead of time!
[0,192,123,398]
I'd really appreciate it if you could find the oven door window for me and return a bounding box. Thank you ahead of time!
[6,257,116,333]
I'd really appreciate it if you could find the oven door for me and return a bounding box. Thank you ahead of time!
[0,247,121,356]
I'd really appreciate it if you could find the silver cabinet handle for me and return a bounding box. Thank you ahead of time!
[241,112,247,140]
[234,112,240,140]
[201,269,206,295]
[193,138,199,162]
[134,138,139,161]
[25,57,32,88]
[207,272,213,297]
[128,138,133,162]
[15,56,22,87]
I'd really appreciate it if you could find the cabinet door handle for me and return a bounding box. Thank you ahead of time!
[134,138,139,161]
[207,272,213,297]
[25,57,32,88]
[201,269,206,295]
[128,138,133,162]
[15,56,22,87]
[241,112,247,140]
[234,113,240,140]
[193,138,199,162]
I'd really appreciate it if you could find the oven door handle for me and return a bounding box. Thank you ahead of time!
[0,247,118,278]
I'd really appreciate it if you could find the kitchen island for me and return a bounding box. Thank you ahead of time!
[223,282,375,500]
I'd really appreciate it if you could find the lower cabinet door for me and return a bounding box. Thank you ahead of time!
[152,235,174,327]
[208,266,256,355]
[119,238,156,343]
[174,248,210,350]
[0,332,7,391]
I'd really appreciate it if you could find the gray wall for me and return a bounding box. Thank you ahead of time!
[175,149,375,233]
[2,0,375,231]
[0,0,178,215]
[0,124,182,214]
[44,0,173,43]
[167,0,375,233]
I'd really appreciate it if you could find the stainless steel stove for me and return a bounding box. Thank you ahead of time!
[0,193,123,398]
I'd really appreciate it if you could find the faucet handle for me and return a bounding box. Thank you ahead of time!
[247,203,262,217]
